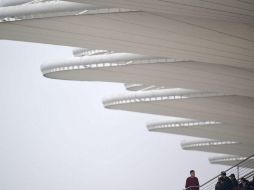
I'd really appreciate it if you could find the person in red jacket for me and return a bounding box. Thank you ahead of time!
[185,170,200,190]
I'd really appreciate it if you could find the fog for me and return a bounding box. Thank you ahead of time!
[0,40,227,190]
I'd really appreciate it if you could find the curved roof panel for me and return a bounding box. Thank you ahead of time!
[209,155,254,168]
[1,11,254,68]
[147,120,254,144]
[69,0,254,24]
[103,92,254,127]
[181,140,253,156]
[41,57,254,97]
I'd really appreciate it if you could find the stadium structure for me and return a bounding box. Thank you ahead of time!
[1,0,254,168]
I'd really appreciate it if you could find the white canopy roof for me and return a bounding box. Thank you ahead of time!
[181,139,253,156]
[41,57,254,97]
[1,10,253,69]
[1,0,253,166]
[69,0,254,24]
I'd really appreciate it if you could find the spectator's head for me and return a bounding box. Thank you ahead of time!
[221,171,226,177]
[240,177,246,183]
[229,174,235,179]
[190,170,195,177]
[218,177,224,183]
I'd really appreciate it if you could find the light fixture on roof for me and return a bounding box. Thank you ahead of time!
[147,120,221,130]
[181,140,239,149]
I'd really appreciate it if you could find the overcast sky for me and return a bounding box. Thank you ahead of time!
[0,40,227,190]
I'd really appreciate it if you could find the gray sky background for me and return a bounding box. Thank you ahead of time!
[0,40,227,190]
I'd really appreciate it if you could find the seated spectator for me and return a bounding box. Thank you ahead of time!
[239,177,251,190]
[215,177,224,190]
[221,171,233,190]
[229,174,239,190]
[249,176,254,189]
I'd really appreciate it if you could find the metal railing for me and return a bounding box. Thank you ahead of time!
[183,154,254,190]
[184,186,199,190]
